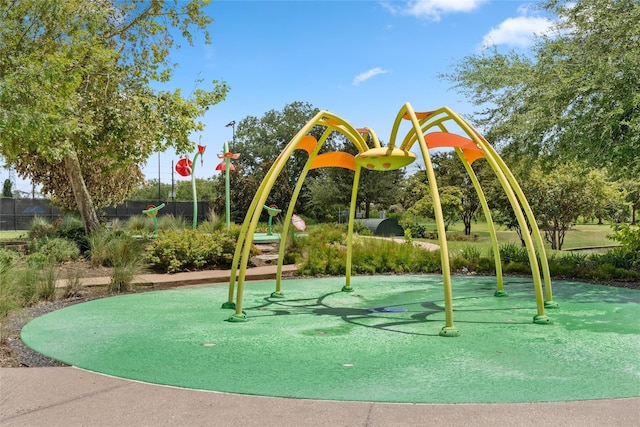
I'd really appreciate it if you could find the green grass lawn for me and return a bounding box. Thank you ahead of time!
[0,230,27,241]
[416,221,615,256]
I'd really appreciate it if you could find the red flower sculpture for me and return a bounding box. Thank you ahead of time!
[176,158,193,177]
[216,152,240,159]
[215,162,236,171]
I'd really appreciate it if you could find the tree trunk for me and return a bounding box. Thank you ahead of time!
[63,150,101,234]
[558,227,566,251]
[551,220,560,250]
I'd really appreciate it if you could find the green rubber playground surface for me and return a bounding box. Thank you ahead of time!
[22,275,640,403]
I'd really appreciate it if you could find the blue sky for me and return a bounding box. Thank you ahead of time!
[5,0,554,194]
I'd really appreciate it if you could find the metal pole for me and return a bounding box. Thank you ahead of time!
[157,152,161,203]
[224,141,231,229]
[225,120,236,149]
[224,120,236,229]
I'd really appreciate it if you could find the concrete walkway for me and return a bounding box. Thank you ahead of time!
[3,265,640,427]
[2,367,638,427]
[55,263,299,289]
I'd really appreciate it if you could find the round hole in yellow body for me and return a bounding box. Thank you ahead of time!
[354,147,416,171]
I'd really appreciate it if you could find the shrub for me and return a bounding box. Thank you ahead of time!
[351,221,372,236]
[593,247,638,270]
[448,233,479,242]
[145,229,238,273]
[589,263,639,281]
[312,224,345,245]
[450,254,474,272]
[11,263,41,304]
[475,257,496,273]
[460,245,481,263]
[297,231,442,276]
[0,248,18,267]
[26,252,50,268]
[199,208,225,233]
[503,261,531,274]
[499,243,530,265]
[27,216,56,241]
[547,257,576,278]
[401,221,427,238]
[56,215,88,253]
[609,223,640,252]
[30,237,80,263]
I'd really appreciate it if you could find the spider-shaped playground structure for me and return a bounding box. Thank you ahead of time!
[224,103,557,336]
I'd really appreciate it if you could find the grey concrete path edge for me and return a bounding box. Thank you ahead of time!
[2,367,639,427]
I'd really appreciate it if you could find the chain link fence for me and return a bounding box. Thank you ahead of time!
[0,198,214,231]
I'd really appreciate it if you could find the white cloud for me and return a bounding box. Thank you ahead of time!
[481,16,553,48]
[382,0,486,21]
[353,67,389,86]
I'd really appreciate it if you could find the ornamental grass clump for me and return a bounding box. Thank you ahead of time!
[87,229,114,267]
[0,255,20,321]
[157,214,187,231]
[125,215,155,235]
[107,235,144,292]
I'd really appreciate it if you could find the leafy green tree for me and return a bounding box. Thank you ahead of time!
[128,180,173,202]
[358,168,405,218]
[621,179,640,225]
[232,102,329,182]
[0,0,228,233]
[431,152,484,235]
[173,179,218,202]
[219,103,405,223]
[441,0,640,179]
[401,152,488,235]
[407,185,464,231]
[2,179,12,198]
[304,133,405,220]
[583,169,627,224]
[304,172,351,221]
[129,178,218,202]
[217,102,340,222]
[400,170,429,211]
[526,162,593,250]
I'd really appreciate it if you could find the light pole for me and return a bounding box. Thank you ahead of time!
[220,120,239,230]
[225,120,236,148]
[157,152,161,203]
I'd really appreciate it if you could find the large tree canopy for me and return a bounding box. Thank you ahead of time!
[305,133,405,221]
[0,0,228,232]
[441,0,640,179]
[217,102,336,222]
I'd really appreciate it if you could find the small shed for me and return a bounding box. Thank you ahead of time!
[356,218,404,237]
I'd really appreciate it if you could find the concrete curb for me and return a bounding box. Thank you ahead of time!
[55,264,298,289]
[2,367,638,427]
